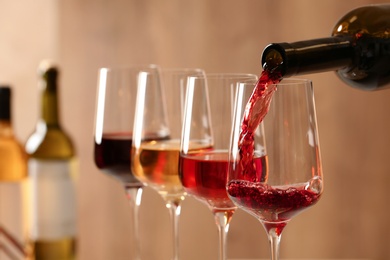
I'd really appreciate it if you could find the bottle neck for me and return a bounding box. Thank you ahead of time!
[0,120,13,136]
[0,87,13,136]
[261,35,355,77]
[40,78,60,127]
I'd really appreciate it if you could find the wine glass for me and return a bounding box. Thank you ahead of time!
[227,78,323,260]
[179,73,258,260]
[94,65,160,259]
[131,68,205,260]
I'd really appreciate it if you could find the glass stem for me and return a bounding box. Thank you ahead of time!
[214,210,234,260]
[166,200,181,260]
[267,227,282,260]
[125,186,143,260]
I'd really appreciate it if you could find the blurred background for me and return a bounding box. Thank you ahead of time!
[1,0,389,259]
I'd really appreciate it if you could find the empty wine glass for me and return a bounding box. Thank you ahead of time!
[131,68,205,260]
[94,65,160,259]
[179,73,258,260]
[227,78,324,260]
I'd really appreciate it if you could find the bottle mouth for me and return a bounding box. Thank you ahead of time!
[261,43,293,78]
[38,60,58,74]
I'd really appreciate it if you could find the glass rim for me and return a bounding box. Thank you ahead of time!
[205,72,258,79]
[161,67,205,73]
[97,64,160,72]
[270,77,312,86]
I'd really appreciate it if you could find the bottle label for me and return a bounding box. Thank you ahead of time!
[28,159,77,240]
[0,180,29,259]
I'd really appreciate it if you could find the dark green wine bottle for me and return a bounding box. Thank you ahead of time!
[261,4,390,90]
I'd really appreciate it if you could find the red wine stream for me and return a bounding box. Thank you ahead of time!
[238,70,280,181]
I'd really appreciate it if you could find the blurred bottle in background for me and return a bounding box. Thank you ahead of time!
[0,86,31,259]
[25,61,77,260]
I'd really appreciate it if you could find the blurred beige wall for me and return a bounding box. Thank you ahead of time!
[2,0,390,259]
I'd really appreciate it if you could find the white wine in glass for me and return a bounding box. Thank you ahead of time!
[132,68,205,260]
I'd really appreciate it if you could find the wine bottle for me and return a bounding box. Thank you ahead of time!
[0,86,31,259]
[261,4,390,90]
[25,61,77,260]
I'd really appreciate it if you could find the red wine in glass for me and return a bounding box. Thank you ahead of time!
[227,179,322,235]
[227,58,323,260]
[180,151,268,211]
[94,133,141,187]
[179,151,233,211]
